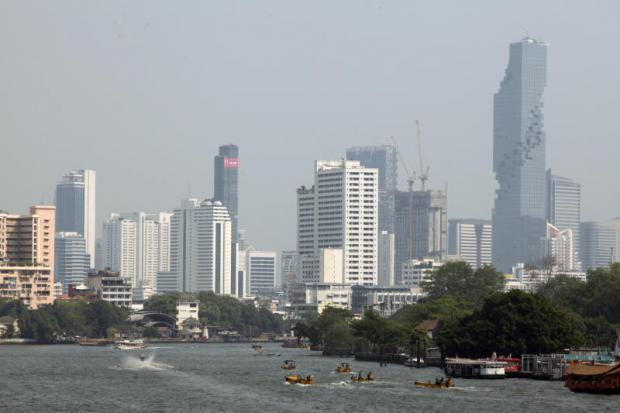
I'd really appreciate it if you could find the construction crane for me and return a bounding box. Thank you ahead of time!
[416,120,430,191]
[390,136,415,261]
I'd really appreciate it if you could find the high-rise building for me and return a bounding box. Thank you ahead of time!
[448,219,493,269]
[580,219,620,271]
[296,160,378,285]
[346,145,397,234]
[541,222,574,271]
[247,250,277,295]
[0,206,56,308]
[280,250,298,288]
[170,199,232,294]
[492,38,548,272]
[378,231,395,287]
[547,171,581,268]
[55,232,90,292]
[101,214,137,282]
[214,144,239,243]
[55,169,96,267]
[394,190,447,282]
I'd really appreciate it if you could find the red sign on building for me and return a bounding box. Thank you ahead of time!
[224,157,239,169]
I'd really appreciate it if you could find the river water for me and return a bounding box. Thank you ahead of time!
[0,343,617,412]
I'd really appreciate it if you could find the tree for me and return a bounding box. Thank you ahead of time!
[423,262,504,303]
[391,295,473,327]
[86,300,128,338]
[143,325,161,338]
[436,290,585,358]
[144,294,178,317]
[352,310,410,366]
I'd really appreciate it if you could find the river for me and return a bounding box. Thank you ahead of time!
[0,343,616,412]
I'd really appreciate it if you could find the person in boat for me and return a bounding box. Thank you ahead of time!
[358,372,363,380]
[367,372,373,380]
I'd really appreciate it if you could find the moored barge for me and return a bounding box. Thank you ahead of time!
[444,358,507,379]
[565,363,620,394]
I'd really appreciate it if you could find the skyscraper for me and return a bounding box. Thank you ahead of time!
[394,190,447,282]
[448,219,493,269]
[346,145,397,234]
[170,199,232,294]
[378,231,395,287]
[547,171,581,268]
[55,232,90,292]
[580,220,620,271]
[101,214,137,282]
[493,38,548,272]
[247,250,277,295]
[55,169,96,267]
[296,160,378,285]
[214,144,239,243]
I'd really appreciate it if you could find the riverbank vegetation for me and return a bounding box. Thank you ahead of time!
[0,299,128,343]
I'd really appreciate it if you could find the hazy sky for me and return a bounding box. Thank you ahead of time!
[1,0,619,254]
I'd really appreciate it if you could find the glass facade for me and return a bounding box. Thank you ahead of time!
[492,38,548,272]
[214,144,239,243]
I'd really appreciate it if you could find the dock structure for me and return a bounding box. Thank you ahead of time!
[444,358,507,379]
[520,354,566,380]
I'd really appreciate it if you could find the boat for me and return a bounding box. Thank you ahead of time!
[444,358,507,379]
[335,362,352,373]
[114,339,146,350]
[252,343,263,351]
[565,362,620,394]
[281,360,296,370]
[285,374,315,385]
[415,377,454,389]
[78,338,110,346]
[404,357,425,367]
[351,372,374,383]
[497,357,521,377]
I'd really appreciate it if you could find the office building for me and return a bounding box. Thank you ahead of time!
[394,190,447,282]
[378,231,395,286]
[580,220,620,271]
[351,285,421,317]
[288,282,352,317]
[247,250,277,295]
[448,219,492,269]
[55,169,96,267]
[296,160,378,286]
[346,145,397,234]
[541,222,574,271]
[280,250,298,288]
[55,232,90,292]
[400,258,442,288]
[493,38,548,272]
[214,144,239,242]
[505,263,586,292]
[101,214,137,282]
[170,199,232,294]
[87,269,132,307]
[547,171,581,268]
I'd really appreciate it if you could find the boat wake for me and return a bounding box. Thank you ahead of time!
[110,353,173,371]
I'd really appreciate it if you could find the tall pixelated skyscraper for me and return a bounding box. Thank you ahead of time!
[214,145,239,243]
[492,38,548,272]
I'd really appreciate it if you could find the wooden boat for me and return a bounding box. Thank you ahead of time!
[114,339,146,350]
[565,362,620,394]
[415,378,454,389]
[335,362,352,373]
[351,372,374,383]
[281,360,296,370]
[285,374,315,385]
[252,343,263,351]
[78,338,109,346]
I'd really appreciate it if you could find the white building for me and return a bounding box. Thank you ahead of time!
[542,222,574,271]
[351,285,422,317]
[400,258,442,288]
[55,169,96,267]
[318,248,344,283]
[448,219,492,269]
[296,160,378,286]
[289,282,352,317]
[505,263,586,292]
[378,231,395,286]
[247,250,277,295]
[101,214,137,281]
[280,250,298,288]
[87,269,132,307]
[176,293,200,328]
[55,232,90,292]
[170,199,232,294]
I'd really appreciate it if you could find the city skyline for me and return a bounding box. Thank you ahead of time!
[1,1,619,257]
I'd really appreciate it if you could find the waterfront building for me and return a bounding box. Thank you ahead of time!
[492,38,548,272]
[55,169,96,267]
[0,206,56,308]
[176,293,199,328]
[296,160,378,286]
[400,258,442,288]
[214,144,239,243]
[247,250,277,295]
[280,250,298,288]
[288,282,352,318]
[505,263,586,292]
[0,266,53,309]
[170,199,232,294]
[55,232,90,293]
[448,219,492,269]
[580,220,620,271]
[346,145,398,234]
[541,222,574,272]
[547,171,581,268]
[351,285,422,317]
[378,231,395,286]
[394,190,447,282]
[87,269,132,307]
